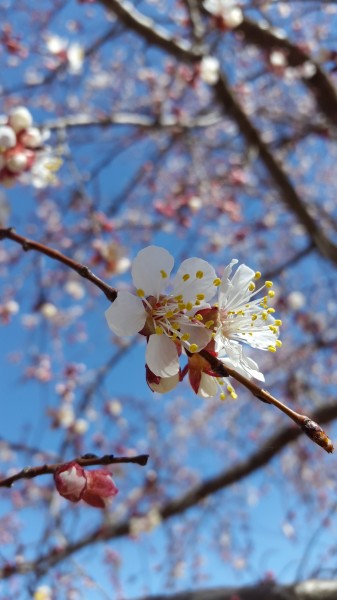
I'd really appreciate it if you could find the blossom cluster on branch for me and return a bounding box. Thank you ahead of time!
[0,106,61,188]
[105,246,282,400]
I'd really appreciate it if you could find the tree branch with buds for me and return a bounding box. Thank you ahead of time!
[0,453,149,489]
[0,227,333,454]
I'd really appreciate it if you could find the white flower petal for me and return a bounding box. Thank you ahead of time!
[146,334,179,377]
[132,246,174,298]
[149,373,180,394]
[218,340,265,381]
[173,257,217,303]
[198,373,218,398]
[105,291,146,336]
[180,322,213,350]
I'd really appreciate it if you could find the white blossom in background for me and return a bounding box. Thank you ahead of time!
[45,34,84,74]
[199,56,220,85]
[105,245,220,378]
[203,0,243,28]
[0,106,62,188]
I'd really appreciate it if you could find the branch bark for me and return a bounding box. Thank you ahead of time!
[136,579,337,600]
[1,402,336,579]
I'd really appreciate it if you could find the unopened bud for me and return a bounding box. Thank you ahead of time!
[301,418,334,454]
[8,106,33,132]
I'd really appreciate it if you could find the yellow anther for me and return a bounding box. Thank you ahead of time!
[220,392,226,401]
[227,384,234,393]
[182,274,190,282]
[196,270,204,279]
[265,281,273,288]
[175,294,183,302]
[136,289,145,298]
[269,325,278,334]
[237,310,245,316]
[189,343,199,353]
[248,282,255,292]
[268,290,275,298]
[267,308,275,314]
[178,303,186,311]
[160,270,168,279]
[274,319,282,326]
[231,392,238,400]
[262,311,268,321]
[251,314,258,321]
[218,379,224,386]
[181,333,190,342]
[196,293,205,301]
[276,340,282,348]
[186,302,193,311]
[213,277,221,286]
[268,345,276,352]
[171,322,180,330]
[254,271,261,280]
[166,310,174,318]
[205,319,214,329]
[155,326,164,335]
[195,314,203,321]
[195,300,201,306]
[171,333,178,340]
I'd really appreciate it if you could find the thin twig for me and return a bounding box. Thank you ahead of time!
[0,453,149,488]
[0,227,117,302]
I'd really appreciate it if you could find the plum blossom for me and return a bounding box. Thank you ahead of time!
[0,106,61,188]
[105,246,220,378]
[199,56,220,85]
[150,259,281,399]
[45,34,84,74]
[214,259,282,373]
[188,260,282,398]
[203,0,243,28]
[54,461,118,508]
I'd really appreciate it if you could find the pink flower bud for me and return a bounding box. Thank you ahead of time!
[54,461,87,503]
[20,127,42,149]
[0,125,16,150]
[8,106,33,132]
[5,151,28,173]
[82,469,118,508]
[54,462,118,508]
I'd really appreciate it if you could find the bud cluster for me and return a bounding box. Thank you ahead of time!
[0,106,61,188]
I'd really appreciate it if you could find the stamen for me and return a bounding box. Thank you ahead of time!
[213,277,221,286]
[136,289,145,297]
[196,270,204,279]
[160,270,168,279]
[182,274,190,281]
[189,344,199,352]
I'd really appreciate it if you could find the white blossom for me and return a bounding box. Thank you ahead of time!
[200,56,220,85]
[105,246,219,377]
[214,259,282,381]
[203,0,243,28]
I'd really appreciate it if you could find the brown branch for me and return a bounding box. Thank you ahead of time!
[1,228,332,453]
[44,111,222,132]
[136,579,337,600]
[1,401,336,579]
[237,17,337,127]
[0,453,149,488]
[212,72,337,266]
[0,227,117,303]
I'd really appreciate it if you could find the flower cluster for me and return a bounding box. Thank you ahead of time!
[203,0,243,29]
[0,106,61,188]
[105,246,282,400]
[54,461,118,508]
